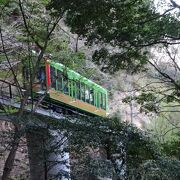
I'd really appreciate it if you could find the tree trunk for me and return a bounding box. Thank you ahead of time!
[2,125,21,180]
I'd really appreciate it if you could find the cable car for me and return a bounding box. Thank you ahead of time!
[34,59,108,117]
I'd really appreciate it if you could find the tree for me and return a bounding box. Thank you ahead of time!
[64,116,153,179]
[47,0,180,176]
[45,1,180,179]
[0,0,70,179]
[59,116,180,180]
[48,0,180,73]
[1,0,180,179]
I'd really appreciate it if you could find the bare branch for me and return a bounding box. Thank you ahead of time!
[148,60,180,90]
[18,0,42,49]
[165,46,180,72]
[0,28,23,98]
[170,0,180,9]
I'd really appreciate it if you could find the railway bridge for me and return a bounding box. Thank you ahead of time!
[0,79,116,180]
[0,79,71,180]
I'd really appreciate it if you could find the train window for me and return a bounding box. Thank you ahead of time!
[85,86,90,103]
[76,81,81,100]
[57,70,62,91]
[50,66,56,89]
[104,94,107,110]
[68,79,73,96]
[90,89,94,105]
[63,77,69,95]
[94,91,99,107]
[81,83,85,102]
[94,91,97,107]
[99,93,106,110]
[69,80,76,98]
[100,93,103,109]
[72,81,76,98]
[69,80,72,97]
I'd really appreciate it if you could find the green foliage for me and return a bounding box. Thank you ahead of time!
[92,47,148,73]
[129,158,180,180]
[147,113,179,140]
[62,116,180,179]
[47,36,87,73]
[145,110,180,162]
[123,92,156,104]
[0,69,11,79]
[46,34,95,79]
[123,92,158,113]
[48,0,180,73]
[1,0,180,179]
[1,0,91,87]
[51,117,160,179]
[0,0,10,5]
[3,106,18,114]
[161,135,180,159]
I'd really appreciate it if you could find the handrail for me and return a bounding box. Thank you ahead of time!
[0,79,25,100]
[0,79,23,88]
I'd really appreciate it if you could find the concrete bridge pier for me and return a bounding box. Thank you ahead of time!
[26,127,70,180]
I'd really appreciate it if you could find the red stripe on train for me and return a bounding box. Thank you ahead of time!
[46,62,51,87]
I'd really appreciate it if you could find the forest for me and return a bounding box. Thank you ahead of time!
[0,0,180,179]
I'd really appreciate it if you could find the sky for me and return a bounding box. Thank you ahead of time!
[154,0,180,12]
[151,0,180,65]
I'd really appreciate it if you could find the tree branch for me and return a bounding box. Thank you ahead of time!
[0,27,23,98]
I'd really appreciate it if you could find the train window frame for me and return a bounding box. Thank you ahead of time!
[96,92,100,108]
[68,79,72,97]
[56,70,63,92]
[50,66,56,90]
[80,83,85,102]
[101,93,103,109]
[62,76,69,95]
[90,89,94,105]
[104,94,107,110]
[72,80,76,98]
[101,93,106,110]
[70,80,74,98]
[69,80,76,98]
[76,81,81,100]
[94,91,97,107]
[85,85,90,103]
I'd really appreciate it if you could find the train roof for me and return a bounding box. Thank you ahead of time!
[49,60,107,94]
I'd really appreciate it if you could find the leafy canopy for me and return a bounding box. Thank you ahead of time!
[48,0,180,73]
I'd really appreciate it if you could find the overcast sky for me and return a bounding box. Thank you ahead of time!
[154,0,180,13]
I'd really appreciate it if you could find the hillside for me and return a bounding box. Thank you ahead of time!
[0,0,180,179]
